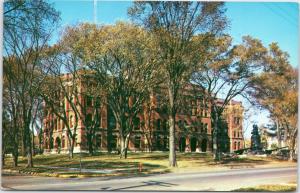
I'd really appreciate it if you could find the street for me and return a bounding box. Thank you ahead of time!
[1,166,297,191]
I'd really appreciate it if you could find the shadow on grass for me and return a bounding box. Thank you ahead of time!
[220,157,271,166]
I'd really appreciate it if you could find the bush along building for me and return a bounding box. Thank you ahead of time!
[42,73,244,154]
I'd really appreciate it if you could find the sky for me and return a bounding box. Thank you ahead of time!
[49,0,299,139]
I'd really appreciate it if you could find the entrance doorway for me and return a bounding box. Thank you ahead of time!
[190,137,197,152]
[201,138,207,152]
[179,137,186,152]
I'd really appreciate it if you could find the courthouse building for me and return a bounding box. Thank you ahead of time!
[43,72,244,154]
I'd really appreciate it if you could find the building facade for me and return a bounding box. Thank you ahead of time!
[222,100,244,152]
[43,74,243,154]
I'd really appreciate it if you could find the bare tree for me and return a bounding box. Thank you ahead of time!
[40,44,82,159]
[191,36,267,160]
[3,0,60,167]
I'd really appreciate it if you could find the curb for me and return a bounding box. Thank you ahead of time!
[2,168,169,179]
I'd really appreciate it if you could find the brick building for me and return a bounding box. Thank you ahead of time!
[222,100,244,151]
[43,73,243,154]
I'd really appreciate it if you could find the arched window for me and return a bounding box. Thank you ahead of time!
[234,141,237,150]
[55,137,61,149]
[237,141,240,149]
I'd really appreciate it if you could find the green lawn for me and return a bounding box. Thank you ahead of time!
[2,152,296,178]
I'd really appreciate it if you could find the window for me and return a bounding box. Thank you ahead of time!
[95,113,101,129]
[204,123,208,133]
[69,115,73,128]
[156,119,161,130]
[53,119,57,131]
[62,136,65,148]
[192,107,197,116]
[233,131,236,138]
[234,141,237,150]
[85,95,93,107]
[178,120,183,128]
[108,115,116,130]
[133,117,140,130]
[162,120,167,132]
[57,119,60,131]
[234,117,240,125]
[134,136,141,148]
[237,141,240,149]
[95,97,101,108]
[86,114,92,127]
[156,95,161,107]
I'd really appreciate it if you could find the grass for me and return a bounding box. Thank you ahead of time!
[234,184,297,192]
[2,152,297,178]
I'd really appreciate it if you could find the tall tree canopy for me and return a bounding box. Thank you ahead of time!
[128,1,228,166]
[57,22,160,158]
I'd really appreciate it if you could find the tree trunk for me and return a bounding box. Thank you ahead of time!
[276,119,281,148]
[168,113,177,167]
[25,122,33,167]
[289,129,297,161]
[26,141,33,168]
[168,85,177,167]
[32,131,35,156]
[120,136,126,158]
[68,137,75,159]
[13,152,18,167]
[213,114,220,161]
[120,134,130,159]
[21,132,26,157]
[87,133,94,156]
[2,151,5,167]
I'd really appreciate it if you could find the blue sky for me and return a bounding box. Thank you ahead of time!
[49,1,299,139]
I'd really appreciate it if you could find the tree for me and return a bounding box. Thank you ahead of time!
[3,0,60,167]
[50,22,159,159]
[128,1,228,167]
[191,35,267,160]
[2,59,23,166]
[249,43,298,160]
[40,44,84,159]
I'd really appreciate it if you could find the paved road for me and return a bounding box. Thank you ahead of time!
[1,167,297,191]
